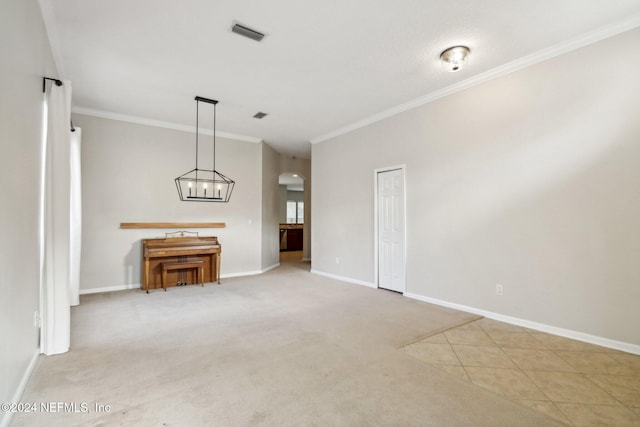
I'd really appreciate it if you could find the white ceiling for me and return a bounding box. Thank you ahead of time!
[279,172,303,186]
[40,0,640,159]
[279,172,304,191]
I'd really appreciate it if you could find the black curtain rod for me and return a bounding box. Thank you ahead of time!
[42,76,62,93]
[42,76,75,132]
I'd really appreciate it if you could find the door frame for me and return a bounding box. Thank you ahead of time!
[373,164,407,293]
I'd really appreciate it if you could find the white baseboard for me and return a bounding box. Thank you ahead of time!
[404,292,640,356]
[221,263,280,278]
[310,269,377,289]
[78,264,282,294]
[262,263,281,273]
[79,283,141,295]
[302,258,311,262]
[1,349,40,427]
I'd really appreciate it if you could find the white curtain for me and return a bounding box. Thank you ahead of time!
[69,128,82,306]
[41,79,78,355]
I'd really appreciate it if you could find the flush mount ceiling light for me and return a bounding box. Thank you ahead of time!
[175,96,235,202]
[440,46,470,72]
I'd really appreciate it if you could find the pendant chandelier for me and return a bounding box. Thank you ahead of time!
[175,96,235,202]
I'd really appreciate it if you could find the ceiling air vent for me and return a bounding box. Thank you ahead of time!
[231,22,265,42]
[253,112,267,119]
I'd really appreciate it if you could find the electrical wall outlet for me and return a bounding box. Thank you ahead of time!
[335,257,340,265]
[496,284,504,296]
[34,311,40,328]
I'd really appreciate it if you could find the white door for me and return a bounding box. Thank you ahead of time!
[377,168,405,292]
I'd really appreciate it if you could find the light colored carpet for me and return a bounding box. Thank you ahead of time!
[12,263,564,426]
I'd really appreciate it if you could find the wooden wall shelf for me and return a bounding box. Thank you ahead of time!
[120,222,226,229]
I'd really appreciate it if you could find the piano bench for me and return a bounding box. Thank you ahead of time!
[160,260,205,291]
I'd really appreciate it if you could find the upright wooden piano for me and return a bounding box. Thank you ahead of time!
[142,233,221,292]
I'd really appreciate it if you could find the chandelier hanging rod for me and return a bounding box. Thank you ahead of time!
[194,96,219,176]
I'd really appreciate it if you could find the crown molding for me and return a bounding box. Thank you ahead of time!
[72,106,263,143]
[310,13,640,144]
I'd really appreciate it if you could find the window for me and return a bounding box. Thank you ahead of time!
[297,201,304,224]
[286,200,304,224]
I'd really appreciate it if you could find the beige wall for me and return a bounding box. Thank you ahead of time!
[75,113,311,290]
[0,0,58,414]
[287,190,304,203]
[75,114,264,290]
[312,28,640,346]
[261,143,280,270]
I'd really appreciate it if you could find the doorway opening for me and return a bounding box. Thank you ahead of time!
[279,172,304,264]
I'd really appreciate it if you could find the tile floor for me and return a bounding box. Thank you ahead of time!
[403,318,640,426]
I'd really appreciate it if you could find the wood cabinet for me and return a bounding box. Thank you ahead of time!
[280,224,303,251]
